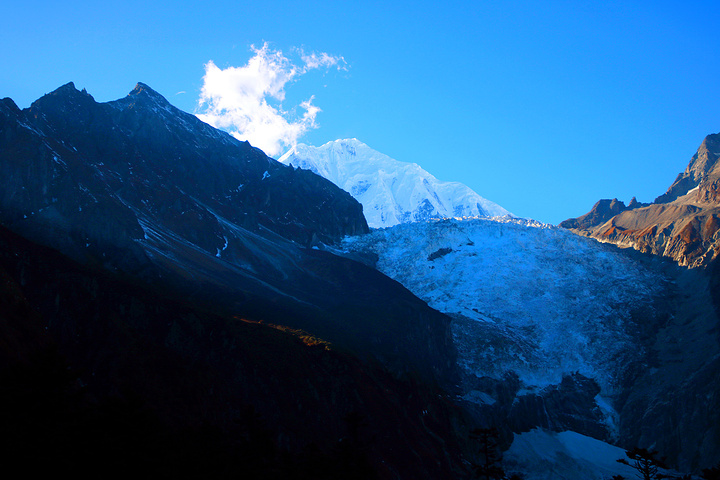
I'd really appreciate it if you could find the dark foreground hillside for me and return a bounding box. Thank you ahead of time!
[0,223,469,479]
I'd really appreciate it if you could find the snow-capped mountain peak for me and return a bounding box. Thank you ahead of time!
[279,138,510,228]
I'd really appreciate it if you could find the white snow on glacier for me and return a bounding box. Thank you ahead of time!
[341,216,663,395]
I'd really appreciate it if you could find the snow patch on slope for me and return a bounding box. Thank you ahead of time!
[504,429,638,480]
[279,139,510,228]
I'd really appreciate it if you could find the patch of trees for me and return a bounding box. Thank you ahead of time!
[611,447,720,480]
[469,427,523,480]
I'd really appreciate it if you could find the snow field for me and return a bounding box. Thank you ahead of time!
[280,139,510,228]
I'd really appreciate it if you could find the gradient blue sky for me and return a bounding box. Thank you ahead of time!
[3,0,719,224]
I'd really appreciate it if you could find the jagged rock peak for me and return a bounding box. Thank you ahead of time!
[655,132,720,204]
[686,133,720,181]
[561,131,720,267]
[47,81,94,100]
[56,81,77,92]
[558,198,626,230]
[27,82,97,120]
[127,82,171,106]
[0,97,21,114]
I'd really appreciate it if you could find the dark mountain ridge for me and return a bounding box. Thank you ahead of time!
[0,83,467,478]
[2,81,367,250]
[0,82,458,383]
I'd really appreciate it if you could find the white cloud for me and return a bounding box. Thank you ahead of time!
[196,43,346,157]
[299,50,347,71]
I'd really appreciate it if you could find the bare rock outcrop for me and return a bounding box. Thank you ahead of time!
[561,133,720,267]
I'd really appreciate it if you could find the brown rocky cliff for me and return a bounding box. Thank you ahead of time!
[655,133,720,204]
[560,133,720,267]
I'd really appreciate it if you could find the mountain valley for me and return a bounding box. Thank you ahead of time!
[1,82,719,479]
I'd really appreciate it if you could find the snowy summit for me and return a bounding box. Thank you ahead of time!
[279,138,510,228]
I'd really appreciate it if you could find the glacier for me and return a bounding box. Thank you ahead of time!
[338,214,671,465]
[339,215,673,477]
[341,216,662,396]
[278,138,510,228]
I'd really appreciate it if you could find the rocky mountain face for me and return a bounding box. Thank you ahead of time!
[616,258,720,473]
[0,83,466,478]
[0,82,458,381]
[1,82,367,251]
[560,133,720,267]
[655,134,720,204]
[279,138,510,228]
[557,133,720,472]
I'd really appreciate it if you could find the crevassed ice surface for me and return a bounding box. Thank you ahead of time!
[278,138,510,228]
[341,217,662,394]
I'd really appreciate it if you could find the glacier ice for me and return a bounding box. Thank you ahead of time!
[341,216,662,396]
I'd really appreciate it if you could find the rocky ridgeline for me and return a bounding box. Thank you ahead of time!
[0,82,368,253]
[561,133,720,268]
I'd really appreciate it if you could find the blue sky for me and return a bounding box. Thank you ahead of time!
[3,0,720,224]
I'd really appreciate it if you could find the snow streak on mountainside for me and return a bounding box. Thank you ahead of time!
[279,139,510,228]
[341,217,662,398]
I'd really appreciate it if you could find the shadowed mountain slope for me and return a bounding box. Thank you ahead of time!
[0,222,469,479]
[0,82,457,384]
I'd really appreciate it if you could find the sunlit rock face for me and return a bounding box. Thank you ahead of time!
[560,133,720,268]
